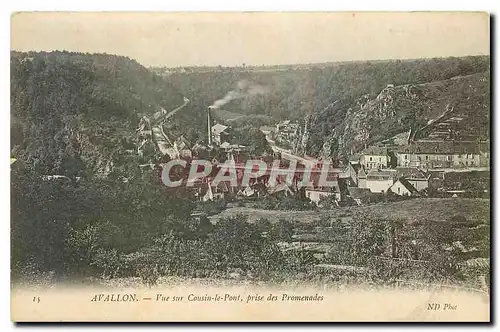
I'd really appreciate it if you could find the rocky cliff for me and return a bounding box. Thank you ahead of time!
[306,71,490,160]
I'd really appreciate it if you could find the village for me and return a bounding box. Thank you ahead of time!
[136,104,491,208]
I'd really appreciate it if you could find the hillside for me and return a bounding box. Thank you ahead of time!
[10,51,205,178]
[160,56,489,121]
[209,198,490,225]
[158,56,490,158]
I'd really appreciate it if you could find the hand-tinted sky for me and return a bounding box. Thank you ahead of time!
[11,12,490,67]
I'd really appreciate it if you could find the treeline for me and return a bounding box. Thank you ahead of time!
[162,56,490,121]
[10,51,207,177]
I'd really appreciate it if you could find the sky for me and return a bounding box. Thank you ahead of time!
[11,12,490,68]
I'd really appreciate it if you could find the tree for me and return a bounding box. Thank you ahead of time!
[270,219,294,242]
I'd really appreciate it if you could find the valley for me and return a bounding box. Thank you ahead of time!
[10,51,491,294]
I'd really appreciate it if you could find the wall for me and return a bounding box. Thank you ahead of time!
[360,155,388,169]
[397,153,481,168]
[306,190,341,205]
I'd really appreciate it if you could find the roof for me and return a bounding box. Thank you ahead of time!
[349,153,361,162]
[397,141,482,155]
[392,177,419,195]
[350,162,362,174]
[396,167,429,180]
[360,146,388,156]
[347,187,373,200]
[212,123,229,135]
[366,169,397,180]
[175,135,191,150]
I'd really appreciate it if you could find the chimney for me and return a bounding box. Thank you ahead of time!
[207,107,212,145]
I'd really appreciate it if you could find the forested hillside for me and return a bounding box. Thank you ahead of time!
[10,51,207,178]
[10,51,200,281]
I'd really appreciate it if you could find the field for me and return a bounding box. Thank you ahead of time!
[14,197,490,292]
[209,198,490,225]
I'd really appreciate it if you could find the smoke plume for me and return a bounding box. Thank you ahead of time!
[209,80,268,109]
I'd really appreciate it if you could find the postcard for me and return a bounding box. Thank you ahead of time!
[10,11,490,322]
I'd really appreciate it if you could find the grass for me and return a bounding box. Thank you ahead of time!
[209,198,490,225]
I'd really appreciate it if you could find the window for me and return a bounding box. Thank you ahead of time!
[398,187,400,194]
[425,156,429,160]
[447,155,452,161]
[405,155,408,160]
[369,157,372,161]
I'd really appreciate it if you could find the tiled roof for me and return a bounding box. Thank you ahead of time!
[396,167,428,180]
[366,169,397,180]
